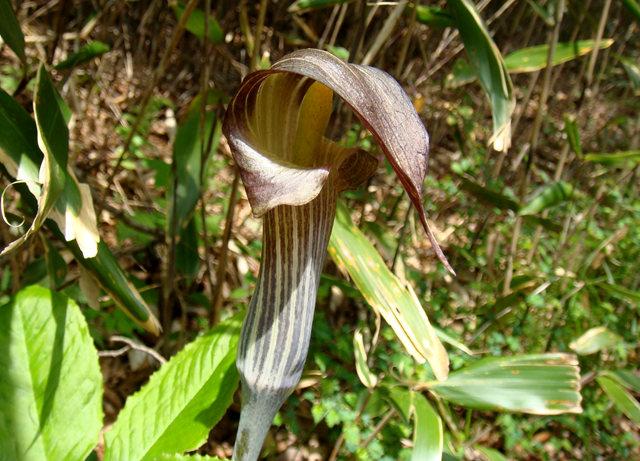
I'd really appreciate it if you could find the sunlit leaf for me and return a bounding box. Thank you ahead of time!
[504,39,614,73]
[518,181,574,216]
[353,329,377,389]
[597,375,640,425]
[172,3,223,43]
[1,66,68,257]
[0,0,26,63]
[447,0,514,151]
[54,41,110,70]
[569,327,622,355]
[0,286,102,460]
[427,354,582,415]
[104,315,241,461]
[330,203,449,380]
[411,392,443,461]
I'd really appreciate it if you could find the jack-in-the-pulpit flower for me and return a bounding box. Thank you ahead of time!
[223,49,453,460]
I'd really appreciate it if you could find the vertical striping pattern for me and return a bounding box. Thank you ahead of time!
[233,180,338,461]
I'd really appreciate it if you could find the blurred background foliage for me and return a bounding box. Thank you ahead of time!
[0,0,639,460]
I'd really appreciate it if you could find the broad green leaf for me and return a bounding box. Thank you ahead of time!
[457,174,520,212]
[569,327,622,355]
[0,0,26,62]
[597,375,640,425]
[0,285,102,461]
[504,40,614,73]
[600,370,640,393]
[288,0,348,13]
[54,41,110,70]
[621,0,640,23]
[411,392,443,461]
[584,150,640,166]
[353,329,377,389]
[518,181,574,216]
[1,66,68,257]
[476,446,508,461]
[329,202,449,380]
[173,3,223,44]
[447,0,514,151]
[427,353,582,415]
[104,315,241,461]
[416,5,455,28]
[564,114,582,157]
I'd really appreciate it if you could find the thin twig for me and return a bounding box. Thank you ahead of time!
[108,335,167,364]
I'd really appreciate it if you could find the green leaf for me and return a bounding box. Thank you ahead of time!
[600,370,640,393]
[288,0,349,13]
[172,3,223,44]
[168,94,219,237]
[504,39,614,73]
[0,0,26,62]
[0,88,41,188]
[599,282,640,303]
[1,66,68,257]
[456,174,520,212]
[616,54,640,93]
[621,0,640,23]
[564,114,582,157]
[411,392,443,461]
[54,41,110,70]
[416,5,455,28]
[518,181,574,216]
[104,315,241,461]
[329,202,449,380]
[353,329,377,389]
[597,375,640,425]
[583,150,640,166]
[427,353,582,414]
[447,0,514,151]
[0,285,102,460]
[64,239,161,335]
[569,327,622,355]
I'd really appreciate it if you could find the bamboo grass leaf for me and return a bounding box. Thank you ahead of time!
[415,6,455,28]
[504,39,614,73]
[353,329,378,389]
[564,114,583,157]
[426,354,582,415]
[54,41,110,70]
[621,0,640,23]
[569,327,622,355]
[411,392,443,461]
[583,150,640,166]
[172,3,223,44]
[0,0,26,63]
[518,181,574,216]
[329,203,449,378]
[104,315,241,461]
[597,375,640,425]
[447,0,515,152]
[1,66,68,257]
[0,86,160,334]
[600,370,640,393]
[288,0,349,13]
[476,446,508,461]
[0,286,103,460]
